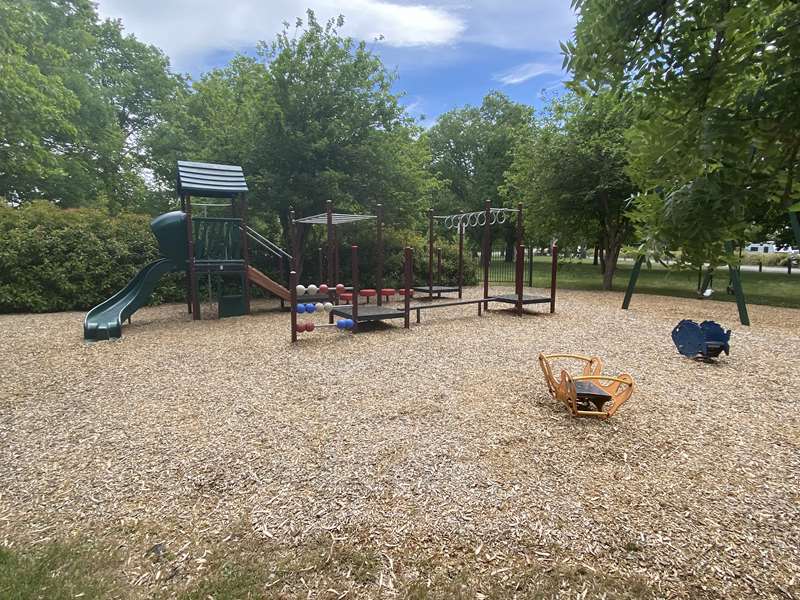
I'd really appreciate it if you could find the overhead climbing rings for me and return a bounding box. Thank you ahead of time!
[436,208,518,230]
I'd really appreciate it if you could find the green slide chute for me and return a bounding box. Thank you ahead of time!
[83,258,177,341]
[83,211,187,341]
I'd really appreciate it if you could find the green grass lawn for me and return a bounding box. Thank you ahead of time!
[491,258,800,309]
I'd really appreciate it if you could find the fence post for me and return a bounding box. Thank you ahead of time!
[758,261,762,273]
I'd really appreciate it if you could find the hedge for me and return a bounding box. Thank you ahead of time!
[0,202,184,313]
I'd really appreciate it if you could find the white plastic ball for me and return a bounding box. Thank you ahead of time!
[307,284,318,295]
[323,302,333,312]
[315,302,324,313]
[296,284,306,296]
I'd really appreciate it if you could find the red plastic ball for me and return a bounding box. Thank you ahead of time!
[336,283,345,292]
[296,322,306,333]
[319,284,329,294]
[305,321,315,332]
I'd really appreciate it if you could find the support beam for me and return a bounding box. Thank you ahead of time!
[403,247,412,329]
[549,242,558,314]
[436,247,442,285]
[725,241,750,326]
[428,208,434,295]
[516,244,525,316]
[483,200,491,310]
[240,192,251,315]
[458,224,464,299]
[621,255,644,310]
[186,195,200,320]
[290,270,298,343]
[326,201,334,286]
[377,204,384,306]
[351,245,359,332]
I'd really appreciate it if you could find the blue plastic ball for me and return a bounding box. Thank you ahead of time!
[305,303,316,313]
[345,319,355,329]
[296,303,306,314]
[336,319,345,329]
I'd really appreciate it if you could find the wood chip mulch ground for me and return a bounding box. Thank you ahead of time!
[1,287,798,598]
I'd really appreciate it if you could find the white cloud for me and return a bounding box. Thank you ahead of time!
[96,0,465,70]
[493,61,562,85]
[430,0,577,51]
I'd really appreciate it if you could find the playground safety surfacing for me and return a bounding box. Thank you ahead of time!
[1,286,798,598]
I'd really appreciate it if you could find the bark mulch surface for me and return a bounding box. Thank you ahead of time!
[1,288,798,598]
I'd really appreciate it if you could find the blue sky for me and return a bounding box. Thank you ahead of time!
[96,1,576,124]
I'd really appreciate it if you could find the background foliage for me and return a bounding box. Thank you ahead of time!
[0,203,183,312]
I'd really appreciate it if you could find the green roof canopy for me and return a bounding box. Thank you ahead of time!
[177,161,249,198]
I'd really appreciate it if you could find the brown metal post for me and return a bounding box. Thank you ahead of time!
[318,247,323,284]
[515,202,523,316]
[186,195,200,320]
[326,201,334,286]
[550,242,558,313]
[351,245,359,332]
[428,208,434,295]
[334,228,340,286]
[182,194,192,314]
[290,270,298,343]
[403,247,412,328]
[377,204,384,306]
[436,247,442,285]
[483,200,491,310]
[289,209,297,271]
[516,244,525,316]
[458,223,464,299]
[240,192,251,315]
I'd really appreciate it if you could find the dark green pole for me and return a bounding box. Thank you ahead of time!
[725,241,750,326]
[621,255,644,309]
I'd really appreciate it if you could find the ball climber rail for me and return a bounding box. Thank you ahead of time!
[290,278,355,340]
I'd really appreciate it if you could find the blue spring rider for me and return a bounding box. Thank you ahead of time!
[671,320,731,360]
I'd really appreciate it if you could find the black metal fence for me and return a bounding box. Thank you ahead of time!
[484,245,546,285]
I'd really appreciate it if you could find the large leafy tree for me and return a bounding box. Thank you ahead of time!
[564,0,800,266]
[0,0,183,210]
[504,93,636,289]
[152,12,437,247]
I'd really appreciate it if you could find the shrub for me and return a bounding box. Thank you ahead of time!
[0,202,185,313]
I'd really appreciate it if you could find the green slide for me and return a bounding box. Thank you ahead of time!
[83,258,177,341]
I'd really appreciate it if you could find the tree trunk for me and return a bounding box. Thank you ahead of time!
[601,241,622,290]
[593,245,599,266]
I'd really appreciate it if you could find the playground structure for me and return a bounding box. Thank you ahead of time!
[414,208,464,299]
[84,161,296,340]
[671,319,731,360]
[411,201,557,323]
[538,353,635,419]
[288,200,559,341]
[622,242,751,326]
[289,244,413,341]
[83,160,559,342]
